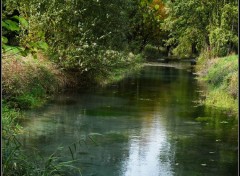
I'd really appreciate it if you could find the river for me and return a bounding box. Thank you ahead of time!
[20,65,238,176]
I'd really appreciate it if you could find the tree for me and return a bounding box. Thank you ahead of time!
[163,0,238,58]
[127,0,168,52]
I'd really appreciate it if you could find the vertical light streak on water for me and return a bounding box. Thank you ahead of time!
[121,112,173,176]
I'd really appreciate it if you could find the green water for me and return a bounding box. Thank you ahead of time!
[20,66,238,176]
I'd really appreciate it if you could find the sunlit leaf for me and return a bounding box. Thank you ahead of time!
[36,41,49,51]
[155,4,159,10]
[2,45,23,54]
[2,36,8,44]
[12,15,29,28]
[2,20,20,31]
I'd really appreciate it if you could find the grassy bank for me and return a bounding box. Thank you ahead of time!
[196,54,238,114]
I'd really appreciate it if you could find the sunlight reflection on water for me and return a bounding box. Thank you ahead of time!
[120,113,174,176]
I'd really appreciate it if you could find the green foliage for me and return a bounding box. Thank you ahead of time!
[208,3,238,57]
[2,19,20,31]
[204,55,238,89]
[2,45,25,55]
[164,0,211,57]
[14,91,44,109]
[127,0,168,52]
[2,2,48,58]
[2,36,9,43]
[164,0,238,58]
[2,105,22,139]
[5,0,146,79]
[204,89,238,113]
[12,15,29,28]
[94,52,144,85]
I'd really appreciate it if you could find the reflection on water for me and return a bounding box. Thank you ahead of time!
[20,66,238,176]
[122,115,173,176]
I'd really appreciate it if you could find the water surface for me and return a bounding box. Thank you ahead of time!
[20,66,238,176]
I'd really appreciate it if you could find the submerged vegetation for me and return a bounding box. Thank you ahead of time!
[2,0,238,175]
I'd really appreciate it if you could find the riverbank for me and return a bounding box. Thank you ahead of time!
[2,51,143,108]
[2,52,75,175]
[196,54,238,114]
[2,51,143,175]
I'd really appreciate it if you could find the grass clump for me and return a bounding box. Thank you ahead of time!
[204,55,238,89]
[205,89,238,113]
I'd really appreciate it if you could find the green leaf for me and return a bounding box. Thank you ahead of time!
[33,53,38,59]
[2,20,20,32]
[2,36,8,44]
[36,41,49,51]
[29,42,38,48]
[2,21,8,29]
[154,5,159,10]
[20,49,29,57]
[2,45,24,54]
[12,15,29,28]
